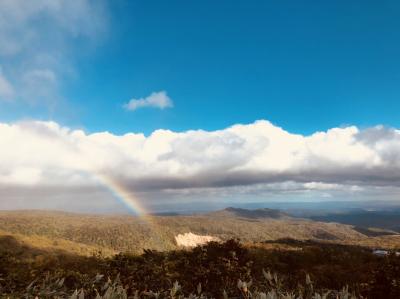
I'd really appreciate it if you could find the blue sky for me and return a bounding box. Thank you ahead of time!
[75,1,400,135]
[1,1,400,212]
[2,1,400,135]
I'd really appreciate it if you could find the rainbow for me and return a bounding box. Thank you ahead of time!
[91,173,165,246]
[93,173,149,217]
[93,173,162,235]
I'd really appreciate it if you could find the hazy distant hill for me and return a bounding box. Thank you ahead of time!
[0,208,399,255]
[310,209,400,233]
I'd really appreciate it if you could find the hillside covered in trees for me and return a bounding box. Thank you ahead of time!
[0,209,399,255]
[1,209,400,297]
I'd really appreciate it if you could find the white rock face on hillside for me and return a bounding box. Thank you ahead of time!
[175,232,220,247]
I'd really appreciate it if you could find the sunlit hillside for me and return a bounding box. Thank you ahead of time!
[0,208,400,256]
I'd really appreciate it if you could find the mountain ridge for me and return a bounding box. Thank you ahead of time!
[209,207,290,219]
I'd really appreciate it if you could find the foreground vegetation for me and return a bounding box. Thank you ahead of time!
[1,238,400,298]
[7,272,358,299]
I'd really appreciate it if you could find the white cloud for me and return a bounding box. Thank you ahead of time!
[0,0,107,106]
[0,67,14,100]
[303,182,341,190]
[0,119,400,211]
[124,91,173,111]
[0,0,105,56]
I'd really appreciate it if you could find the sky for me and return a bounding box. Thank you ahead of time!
[0,0,400,213]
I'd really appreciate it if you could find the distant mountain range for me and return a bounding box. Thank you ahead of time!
[208,207,290,219]
[308,209,400,233]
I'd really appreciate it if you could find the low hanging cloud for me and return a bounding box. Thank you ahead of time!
[123,91,173,111]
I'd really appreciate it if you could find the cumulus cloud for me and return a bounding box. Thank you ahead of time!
[0,0,107,106]
[0,119,400,211]
[124,91,173,111]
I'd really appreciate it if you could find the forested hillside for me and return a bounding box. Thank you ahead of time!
[2,209,399,255]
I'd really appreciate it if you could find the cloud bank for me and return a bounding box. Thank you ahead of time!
[124,91,173,111]
[0,119,400,211]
